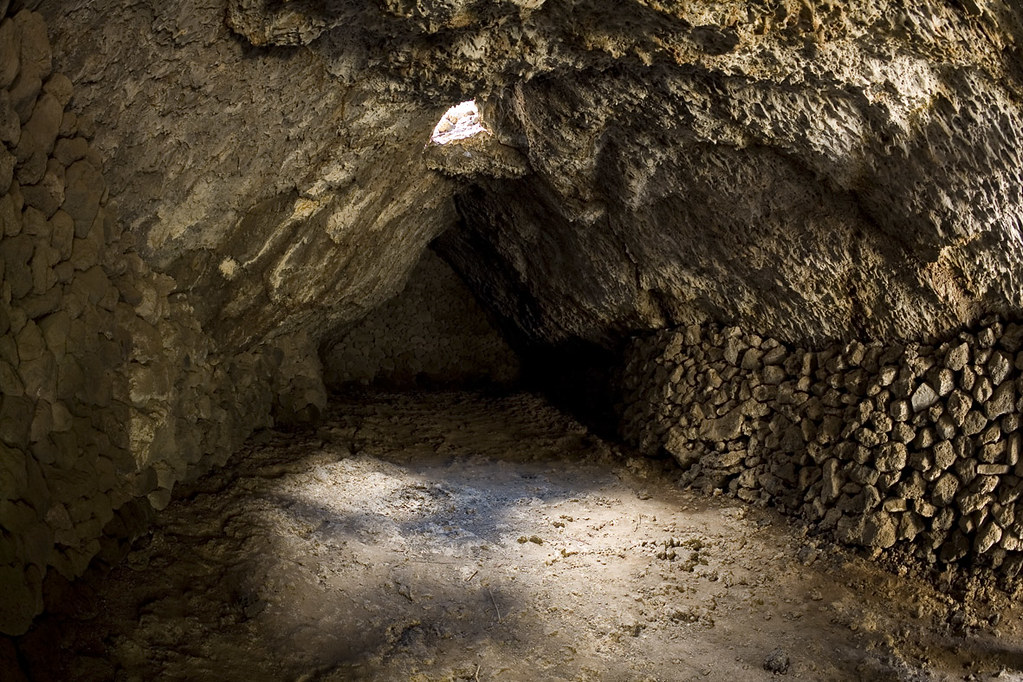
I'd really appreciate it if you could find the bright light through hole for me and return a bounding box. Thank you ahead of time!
[431,100,487,145]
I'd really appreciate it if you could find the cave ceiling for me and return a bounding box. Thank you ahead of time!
[34,0,1023,350]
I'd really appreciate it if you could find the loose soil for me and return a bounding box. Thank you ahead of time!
[9,391,1023,681]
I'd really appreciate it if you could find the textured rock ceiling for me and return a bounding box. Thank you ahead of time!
[35,0,1023,352]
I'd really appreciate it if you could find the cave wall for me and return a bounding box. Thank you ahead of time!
[322,247,520,390]
[0,7,333,635]
[33,0,459,352]
[621,319,1023,577]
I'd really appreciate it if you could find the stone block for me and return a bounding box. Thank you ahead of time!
[932,472,960,507]
[13,11,51,83]
[52,136,88,167]
[875,442,907,473]
[911,382,939,412]
[20,157,64,218]
[974,521,1002,554]
[0,564,42,636]
[42,72,72,108]
[0,146,13,194]
[62,160,103,237]
[0,18,19,90]
[1,233,34,299]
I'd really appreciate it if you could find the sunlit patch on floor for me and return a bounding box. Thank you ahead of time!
[13,391,1023,681]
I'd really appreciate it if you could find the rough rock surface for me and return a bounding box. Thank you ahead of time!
[6,0,1023,639]
[322,248,520,389]
[621,317,1023,577]
[34,0,1023,350]
[0,7,326,635]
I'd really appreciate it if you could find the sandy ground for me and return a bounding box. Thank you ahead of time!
[8,390,1023,681]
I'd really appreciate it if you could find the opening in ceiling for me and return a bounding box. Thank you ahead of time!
[430,100,488,145]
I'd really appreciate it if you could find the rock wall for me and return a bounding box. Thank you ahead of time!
[322,248,520,389]
[35,0,459,352]
[435,1,1023,349]
[0,8,322,635]
[621,319,1023,577]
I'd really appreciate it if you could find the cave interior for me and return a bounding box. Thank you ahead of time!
[4,0,1023,678]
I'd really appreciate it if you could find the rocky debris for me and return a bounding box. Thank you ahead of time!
[621,318,1023,578]
[764,648,791,675]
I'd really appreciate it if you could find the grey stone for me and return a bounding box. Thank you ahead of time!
[911,382,939,412]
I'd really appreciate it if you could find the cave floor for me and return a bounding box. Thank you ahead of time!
[12,391,1023,681]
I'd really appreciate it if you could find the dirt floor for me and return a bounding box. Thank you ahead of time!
[8,390,1023,681]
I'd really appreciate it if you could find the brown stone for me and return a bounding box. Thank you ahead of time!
[8,69,40,125]
[0,18,19,90]
[0,147,14,194]
[62,160,103,237]
[42,73,73,109]
[20,158,65,218]
[0,395,33,447]
[14,11,51,83]
[53,137,89,167]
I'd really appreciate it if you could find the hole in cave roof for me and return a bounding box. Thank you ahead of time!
[430,100,488,145]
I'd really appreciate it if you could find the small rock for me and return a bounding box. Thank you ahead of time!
[875,442,907,473]
[945,343,970,371]
[911,383,939,412]
[763,648,790,675]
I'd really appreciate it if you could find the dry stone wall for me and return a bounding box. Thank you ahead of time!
[0,8,321,635]
[322,248,520,390]
[621,319,1023,578]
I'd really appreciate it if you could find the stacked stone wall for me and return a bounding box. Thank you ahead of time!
[322,248,520,390]
[0,8,317,634]
[621,318,1023,576]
